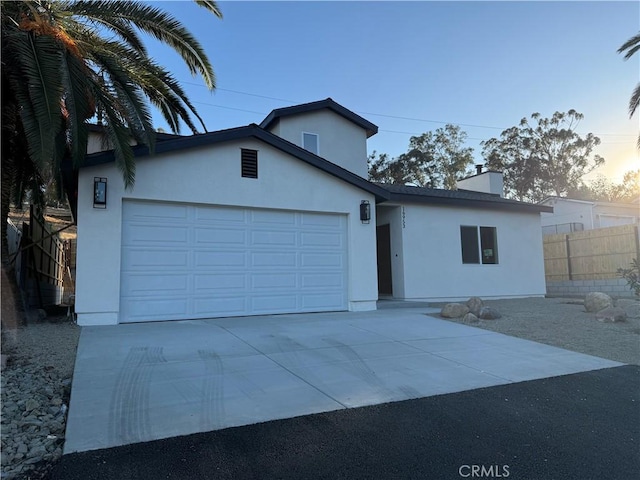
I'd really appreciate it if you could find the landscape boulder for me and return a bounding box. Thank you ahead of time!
[478,306,502,320]
[584,292,613,313]
[595,307,627,323]
[466,297,484,316]
[462,313,479,324]
[441,303,469,318]
[615,299,640,319]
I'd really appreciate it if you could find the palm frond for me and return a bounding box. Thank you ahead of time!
[69,0,216,89]
[618,33,640,60]
[194,0,223,18]
[5,30,63,170]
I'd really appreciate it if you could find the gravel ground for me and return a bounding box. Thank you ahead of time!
[1,318,80,480]
[1,296,637,478]
[432,296,640,365]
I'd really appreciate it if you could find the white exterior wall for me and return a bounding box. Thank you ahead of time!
[395,204,546,301]
[75,139,378,325]
[270,110,369,178]
[541,198,594,230]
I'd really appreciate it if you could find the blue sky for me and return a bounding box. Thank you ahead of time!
[147,1,639,182]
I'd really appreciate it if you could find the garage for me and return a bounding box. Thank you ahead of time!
[119,200,348,322]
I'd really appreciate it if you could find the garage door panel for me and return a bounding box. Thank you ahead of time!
[195,227,246,245]
[301,232,343,247]
[122,274,189,295]
[194,274,246,291]
[126,202,189,221]
[301,213,344,228]
[301,293,345,309]
[252,295,298,312]
[301,253,343,268]
[195,251,246,267]
[251,252,297,267]
[251,210,296,225]
[122,249,189,269]
[195,206,246,223]
[193,296,247,316]
[123,297,189,320]
[251,273,297,289]
[250,231,297,246]
[120,201,347,322]
[123,224,188,244]
[301,274,344,288]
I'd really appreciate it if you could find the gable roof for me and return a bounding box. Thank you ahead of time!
[259,98,378,138]
[83,124,389,202]
[378,184,553,214]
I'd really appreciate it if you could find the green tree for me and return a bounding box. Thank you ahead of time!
[567,169,639,203]
[368,124,474,189]
[1,0,222,262]
[618,32,640,148]
[482,110,604,203]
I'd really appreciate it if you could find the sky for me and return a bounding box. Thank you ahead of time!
[146,1,639,183]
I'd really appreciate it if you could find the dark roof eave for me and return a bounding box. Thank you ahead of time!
[389,192,553,213]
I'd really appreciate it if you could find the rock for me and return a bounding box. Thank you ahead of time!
[24,399,39,412]
[465,297,484,316]
[1,354,8,369]
[440,303,470,318]
[462,313,479,324]
[51,397,62,407]
[478,307,502,320]
[584,292,613,312]
[27,445,47,458]
[37,309,47,320]
[595,307,626,323]
[615,299,640,319]
[16,443,27,455]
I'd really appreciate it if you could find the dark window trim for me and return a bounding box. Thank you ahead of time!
[460,225,499,265]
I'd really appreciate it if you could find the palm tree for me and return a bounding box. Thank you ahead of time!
[1,0,222,263]
[618,32,640,148]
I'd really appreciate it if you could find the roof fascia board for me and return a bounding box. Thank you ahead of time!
[390,192,553,213]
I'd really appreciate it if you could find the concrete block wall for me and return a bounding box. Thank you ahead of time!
[546,279,635,297]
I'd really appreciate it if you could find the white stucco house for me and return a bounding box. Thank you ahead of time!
[74,99,551,326]
[540,196,640,235]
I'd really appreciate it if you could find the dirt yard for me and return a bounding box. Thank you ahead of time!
[433,297,640,365]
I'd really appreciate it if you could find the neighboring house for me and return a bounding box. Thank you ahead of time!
[74,98,551,326]
[539,196,640,235]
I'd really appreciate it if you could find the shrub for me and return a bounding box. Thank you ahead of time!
[618,258,640,297]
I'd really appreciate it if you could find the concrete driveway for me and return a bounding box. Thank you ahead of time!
[64,306,621,453]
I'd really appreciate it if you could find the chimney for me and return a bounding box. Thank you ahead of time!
[475,164,483,175]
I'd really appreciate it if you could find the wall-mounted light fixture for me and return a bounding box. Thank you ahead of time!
[93,177,107,208]
[360,200,371,224]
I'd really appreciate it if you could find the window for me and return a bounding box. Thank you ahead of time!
[460,226,498,264]
[302,132,319,155]
[241,149,258,178]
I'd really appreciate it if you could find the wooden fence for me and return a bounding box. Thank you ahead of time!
[544,224,640,282]
[13,206,67,307]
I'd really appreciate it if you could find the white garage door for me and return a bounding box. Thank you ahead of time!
[120,201,348,322]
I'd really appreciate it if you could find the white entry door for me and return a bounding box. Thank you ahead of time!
[119,201,348,322]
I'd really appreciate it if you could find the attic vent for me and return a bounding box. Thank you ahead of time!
[241,149,258,178]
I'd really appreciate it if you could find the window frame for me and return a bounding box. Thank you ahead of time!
[460,225,499,265]
[302,132,319,155]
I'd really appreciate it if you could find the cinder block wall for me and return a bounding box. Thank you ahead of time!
[546,279,635,297]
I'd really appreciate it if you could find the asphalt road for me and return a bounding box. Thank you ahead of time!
[45,365,639,480]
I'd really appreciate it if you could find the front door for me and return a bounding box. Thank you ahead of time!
[376,224,393,296]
